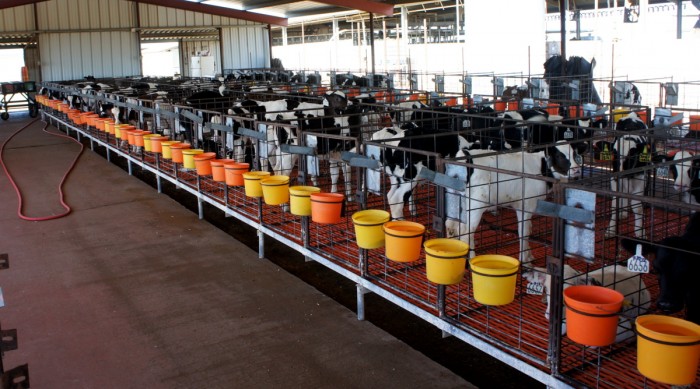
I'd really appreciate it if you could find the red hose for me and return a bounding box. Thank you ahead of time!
[0,118,84,221]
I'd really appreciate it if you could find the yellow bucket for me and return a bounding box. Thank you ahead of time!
[261,175,290,205]
[383,221,425,263]
[242,171,271,197]
[424,238,470,285]
[160,141,179,160]
[182,149,204,169]
[613,108,631,124]
[636,315,700,386]
[469,255,520,305]
[142,134,159,152]
[352,210,391,249]
[104,121,115,135]
[289,186,321,216]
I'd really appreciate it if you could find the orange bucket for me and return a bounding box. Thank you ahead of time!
[493,100,506,111]
[170,143,191,163]
[690,115,700,131]
[95,119,107,132]
[568,105,583,118]
[210,159,234,182]
[382,221,425,263]
[67,109,80,122]
[310,193,345,224]
[507,100,519,111]
[148,136,169,154]
[563,285,624,347]
[129,130,150,147]
[546,103,560,116]
[85,114,99,127]
[126,130,138,145]
[224,162,250,186]
[193,152,216,176]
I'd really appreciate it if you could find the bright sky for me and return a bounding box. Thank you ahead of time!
[0,49,24,83]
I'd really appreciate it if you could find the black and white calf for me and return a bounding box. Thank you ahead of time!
[381,127,472,220]
[601,112,655,238]
[445,142,583,264]
[669,150,700,206]
[621,212,700,324]
[300,105,369,197]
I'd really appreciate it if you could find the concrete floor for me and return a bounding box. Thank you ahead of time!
[0,113,476,388]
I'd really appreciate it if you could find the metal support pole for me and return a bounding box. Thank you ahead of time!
[356,284,368,321]
[369,13,376,78]
[257,228,265,259]
[198,196,204,220]
[257,197,264,259]
[128,159,132,176]
[559,0,567,75]
[676,0,683,39]
[156,155,162,193]
[197,176,203,220]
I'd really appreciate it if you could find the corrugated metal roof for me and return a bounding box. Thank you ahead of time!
[0,33,36,48]
[140,27,220,41]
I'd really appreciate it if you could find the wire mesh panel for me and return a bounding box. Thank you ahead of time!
[542,129,700,388]
[40,76,700,389]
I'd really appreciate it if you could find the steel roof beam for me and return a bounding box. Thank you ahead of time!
[313,0,394,16]
[0,0,48,10]
[133,0,288,26]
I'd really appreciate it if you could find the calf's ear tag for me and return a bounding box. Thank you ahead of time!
[656,165,669,178]
[639,145,651,163]
[564,129,574,139]
[526,281,544,295]
[600,143,613,161]
[627,244,650,273]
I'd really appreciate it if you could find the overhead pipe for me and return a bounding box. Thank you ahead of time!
[132,0,288,26]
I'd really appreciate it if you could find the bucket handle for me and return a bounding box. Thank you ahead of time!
[564,302,621,318]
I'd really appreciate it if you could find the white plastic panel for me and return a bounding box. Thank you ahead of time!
[0,4,35,32]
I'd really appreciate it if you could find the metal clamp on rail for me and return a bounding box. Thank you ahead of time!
[342,152,380,169]
[417,167,466,192]
[207,122,234,133]
[281,144,315,156]
[236,127,266,141]
[180,110,203,124]
[534,200,594,224]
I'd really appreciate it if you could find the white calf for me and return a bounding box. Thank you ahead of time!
[445,143,582,264]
